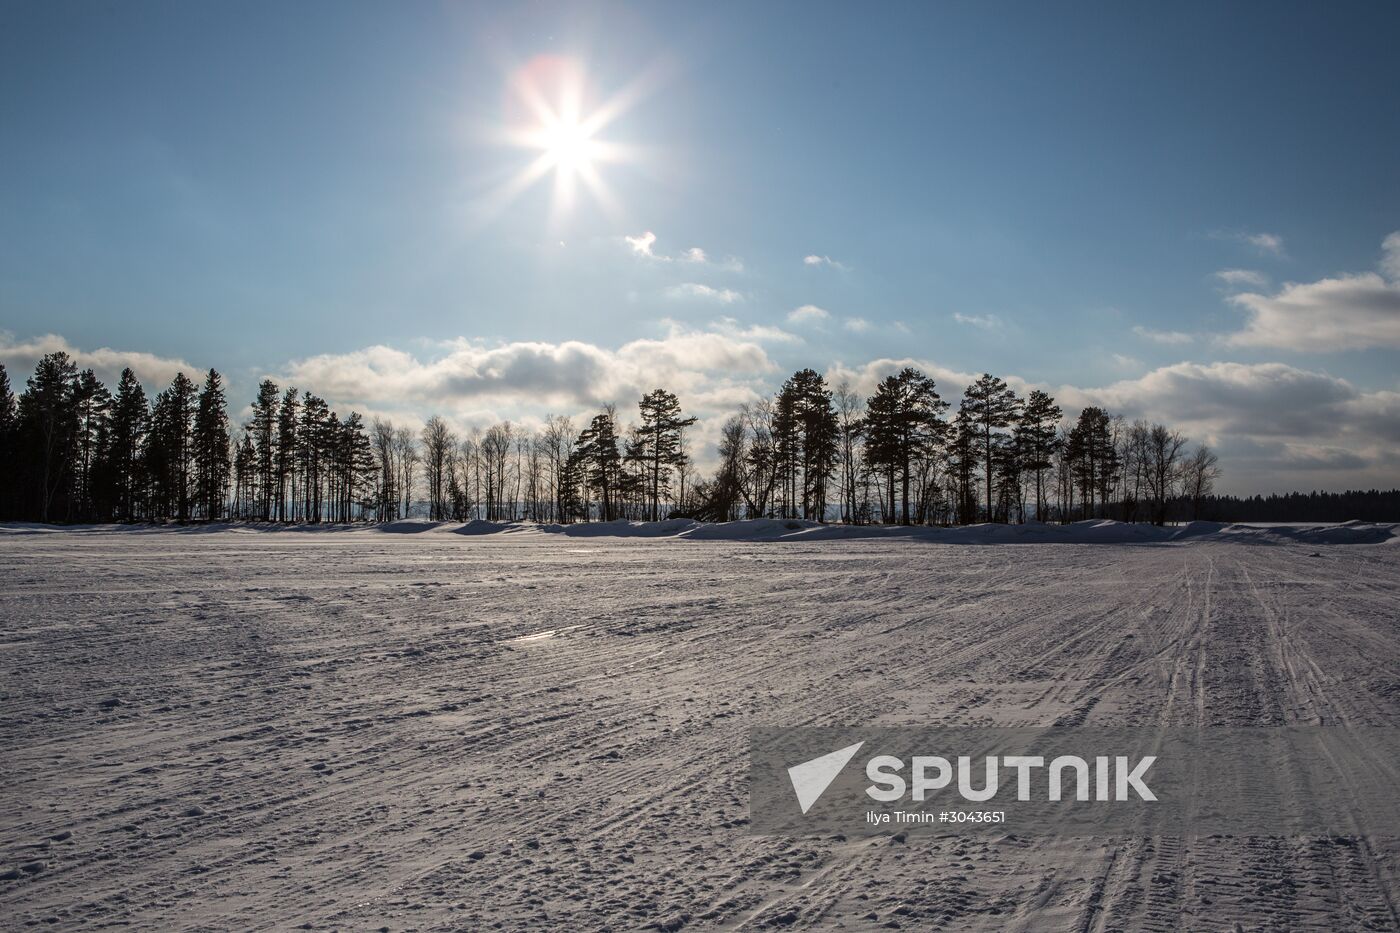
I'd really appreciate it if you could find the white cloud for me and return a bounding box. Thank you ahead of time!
[843,317,871,333]
[1063,361,1354,435]
[1111,354,1141,369]
[803,254,845,269]
[1382,231,1400,282]
[824,357,1011,401]
[787,304,832,325]
[952,312,1002,330]
[624,230,657,257]
[1212,230,1286,257]
[708,316,800,344]
[272,326,788,472]
[1246,232,1285,255]
[1215,231,1400,351]
[1058,360,1400,490]
[624,232,742,271]
[11,330,1396,495]
[1214,268,1268,288]
[281,326,777,422]
[1132,325,1194,345]
[821,355,1398,492]
[0,332,196,391]
[666,283,743,304]
[1226,272,1400,351]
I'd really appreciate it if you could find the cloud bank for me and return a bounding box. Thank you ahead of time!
[1225,233,1400,351]
[0,333,195,390]
[4,315,1396,495]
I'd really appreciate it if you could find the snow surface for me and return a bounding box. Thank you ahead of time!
[8,516,1394,546]
[1,523,1398,930]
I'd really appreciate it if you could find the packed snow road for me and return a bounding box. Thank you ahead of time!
[1,526,1398,931]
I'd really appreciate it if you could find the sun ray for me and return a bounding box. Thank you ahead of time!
[479,54,649,223]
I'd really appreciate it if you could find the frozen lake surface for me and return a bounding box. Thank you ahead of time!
[2,524,1398,930]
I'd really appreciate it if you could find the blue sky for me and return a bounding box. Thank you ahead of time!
[2,0,1398,493]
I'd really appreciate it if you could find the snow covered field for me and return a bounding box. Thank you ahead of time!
[2,523,1399,930]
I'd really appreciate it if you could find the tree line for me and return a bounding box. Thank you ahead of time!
[1184,489,1400,523]
[690,367,1221,526]
[0,353,1223,526]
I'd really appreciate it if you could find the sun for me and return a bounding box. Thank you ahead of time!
[485,55,644,222]
[539,117,598,176]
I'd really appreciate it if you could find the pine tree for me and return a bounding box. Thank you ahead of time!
[298,394,330,522]
[249,379,279,521]
[339,413,377,521]
[637,389,697,521]
[789,369,839,521]
[863,368,946,524]
[961,374,1021,522]
[947,409,980,524]
[275,387,299,521]
[863,376,900,522]
[18,352,80,522]
[233,433,255,519]
[576,409,621,520]
[0,364,18,520]
[1067,406,1114,519]
[71,369,111,521]
[559,446,588,522]
[107,368,149,521]
[1014,389,1061,521]
[193,368,231,520]
[145,373,197,521]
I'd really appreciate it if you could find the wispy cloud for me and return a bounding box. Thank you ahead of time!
[708,316,800,344]
[787,304,832,325]
[1382,231,1400,282]
[843,317,871,333]
[667,282,743,304]
[952,312,1002,330]
[803,254,845,270]
[1132,325,1194,345]
[1213,268,1268,288]
[1212,229,1286,257]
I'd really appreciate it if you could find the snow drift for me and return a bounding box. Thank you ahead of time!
[1,518,1395,545]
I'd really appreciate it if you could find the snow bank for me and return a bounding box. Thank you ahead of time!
[680,518,1184,544]
[439,517,1399,545]
[553,517,1398,545]
[545,518,701,538]
[1202,519,1400,546]
[2,518,1395,545]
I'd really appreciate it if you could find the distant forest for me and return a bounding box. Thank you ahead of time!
[1182,490,1400,523]
[0,351,1384,527]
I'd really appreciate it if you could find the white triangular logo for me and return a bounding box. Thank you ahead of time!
[787,741,865,814]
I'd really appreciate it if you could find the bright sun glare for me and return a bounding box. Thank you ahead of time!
[539,117,597,175]
[489,55,642,222]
